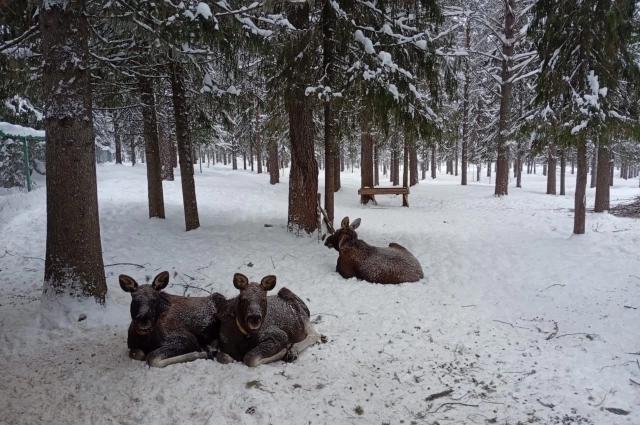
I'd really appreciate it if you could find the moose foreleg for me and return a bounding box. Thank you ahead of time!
[243,330,289,367]
[145,339,206,368]
[129,349,146,361]
[284,321,321,362]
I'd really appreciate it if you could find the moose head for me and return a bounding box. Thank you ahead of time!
[232,273,276,335]
[119,271,170,336]
[324,216,361,251]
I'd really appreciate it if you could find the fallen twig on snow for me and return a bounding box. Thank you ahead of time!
[630,379,640,387]
[592,391,609,407]
[545,321,559,340]
[556,332,595,340]
[539,284,566,292]
[425,389,453,402]
[429,402,479,413]
[537,399,554,409]
[624,306,637,310]
[493,320,529,330]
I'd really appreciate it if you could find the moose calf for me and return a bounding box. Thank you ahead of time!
[212,273,320,367]
[119,271,220,368]
[324,216,424,284]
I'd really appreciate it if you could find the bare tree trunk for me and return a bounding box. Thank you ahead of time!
[392,141,400,186]
[487,160,491,177]
[170,59,200,231]
[323,0,335,223]
[494,0,515,196]
[269,139,279,185]
[360,111,374,204]
[41,0,106,302]
[590,149,597,188]
[516,150,522,188]
[594,146,610,212]
[114,118,122,164]
[574,137,587,234]
[421,146,427,180]
[560,149,566,195]
[130,138,136,166]
[409,145,418,186]
[140,76,165,218]
[286,2,318,234]
[159,123,174,181]
[374,145,380,186]
[546,144,556,195]
[334,142,341,192]
[431,144,436,179]
[403,142,409,207]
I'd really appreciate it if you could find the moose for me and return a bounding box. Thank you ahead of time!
[324,216,424,284]
[119,271,220,368]
[212,273,320,367]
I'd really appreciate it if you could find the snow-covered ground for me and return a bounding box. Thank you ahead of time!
[1,162,639,425]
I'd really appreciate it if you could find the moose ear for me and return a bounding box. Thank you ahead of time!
[341,216,350,229]
[233,273,249,290]
[119,275,138,293]
[260,275,277,292]
[152,271,170,291]
[350,218,361,230]
[338,234,349,250]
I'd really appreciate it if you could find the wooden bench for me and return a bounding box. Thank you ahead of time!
[358,187,410,207]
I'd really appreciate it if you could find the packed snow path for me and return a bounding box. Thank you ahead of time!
[1,164,639,425]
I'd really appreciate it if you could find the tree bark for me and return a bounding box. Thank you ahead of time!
[609,152,614,186]
[41,0,107,303]
[114,117,122,164]
[269,139,279,185]
[546,144,556,195]
[334,143,341,192]
[140,76,165,218]
[409,145,418,186]
[360,111,374,204]
[323,0,335,223]
[516,150,522,188]
[494,0,516,196]
[286,2,318,234]
[403,142,409,189]
[170,59,200,231]
[594,146,610,212]
[590,149,597,188]
[374,145,380,186]
[130,138,136,166]
[159,122,174,181]
[392,142,400,186]
[431,144,436,179]
[560,149,566,195]
[574,137,587,234]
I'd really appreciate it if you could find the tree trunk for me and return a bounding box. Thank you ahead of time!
[140,76,165,218]
[114,118,122,164]
[594,146,610,212]
[41,0,107,303]
[286,2,318,234]
[516,151,522,188]
[546,144,556,195]
[374,145,380,186]
[171,141,177,168]
[476,163,481,182]
[543,163,547,176]
[170,59,200,231]
[409,145,418,186]
[421,146,427,180]
[431,144,436,179]
[487,160,491,177]
[403,142,409,188]
[574,137,588,234]
[494,0,515,196]
[159,123,174,181]
[334,142,341,192]
[392,143,400,186]
[322,0,335,223]
[590,149,597,188]
[560,149,566,195]
[360,111,374,204]
[269,139,279,185]
[130,138,136,166]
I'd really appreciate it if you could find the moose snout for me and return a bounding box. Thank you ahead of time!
[245,314,262,330]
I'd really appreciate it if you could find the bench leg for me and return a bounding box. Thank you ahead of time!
[402,194,409,207]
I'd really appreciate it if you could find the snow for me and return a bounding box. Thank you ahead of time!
[355,30,376,55]
[195,2,213,19]
[0,121,45,139]
[1,163,640,424]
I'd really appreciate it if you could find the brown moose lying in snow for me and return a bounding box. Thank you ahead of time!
[211,273,320,367]
[324,216,424,284]
[119,271,219,368]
